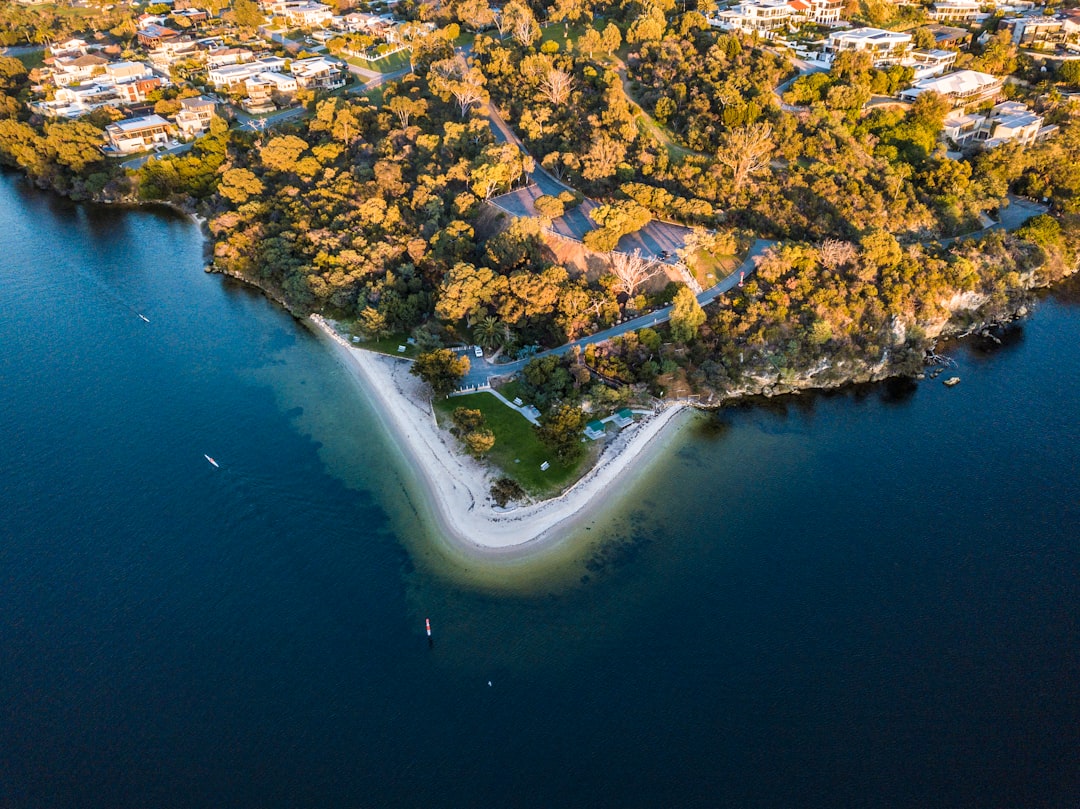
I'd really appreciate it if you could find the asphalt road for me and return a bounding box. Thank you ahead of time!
[457,239,774,388]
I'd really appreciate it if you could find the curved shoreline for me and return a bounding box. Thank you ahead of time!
[310,315,690,558]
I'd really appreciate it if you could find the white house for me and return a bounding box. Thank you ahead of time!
[710,0,793,33]
[105,114,175,154]
[205,47,254,69]
[207,56,286,90]
[279,1,333,27]
[908,48,957,78]
[289,56,345,89]
[788,0,842,26]
[944,101,1056,149]
[174,95,216,138]
[50,53,111,87]
[826,28,913,64]
[104,61,153,83]
[929,0,983,22]
[900,69,1004,105]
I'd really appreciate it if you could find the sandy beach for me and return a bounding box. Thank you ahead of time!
[310,315,689,556]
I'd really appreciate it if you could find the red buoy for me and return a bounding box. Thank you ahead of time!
[425,618,432,637]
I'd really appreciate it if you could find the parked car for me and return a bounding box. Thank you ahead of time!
[474,346,483,357]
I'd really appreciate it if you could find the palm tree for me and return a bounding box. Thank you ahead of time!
[474,315,509,350]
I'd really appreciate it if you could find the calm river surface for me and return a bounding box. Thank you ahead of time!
[1,172,1077,808]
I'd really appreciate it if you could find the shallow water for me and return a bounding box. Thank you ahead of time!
[1,172,1077,808]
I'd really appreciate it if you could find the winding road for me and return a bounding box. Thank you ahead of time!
[456,239,774,388]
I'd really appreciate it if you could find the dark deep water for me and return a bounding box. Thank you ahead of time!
[1,172,1077,808]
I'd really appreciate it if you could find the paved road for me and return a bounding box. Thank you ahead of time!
[772,55,828,111]
[457,239,774,388]
[936,195,1048,247]
[121,141,192,169]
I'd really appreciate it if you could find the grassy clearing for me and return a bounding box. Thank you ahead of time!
[346,48,410,73]
[495,379,528,405]
[539,22,592,54]
[687,249,737,288]
[434,392,591,495]
[15,49,45,71]
[338,329,419,358]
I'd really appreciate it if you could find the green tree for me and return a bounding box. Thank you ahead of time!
[1059,60,1080,88]
[218,167,263,204]
[451,406,486,432]
[233,0,264,29]
[536,402,587,462]
[669,286,704,342]
[259,135,309,173]
[411,348,470,395]
[464,428,496,456]
[232,0,263,28]
[0,56,28,92]
[44,121,104,174]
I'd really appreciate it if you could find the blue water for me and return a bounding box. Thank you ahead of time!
[1,172,1077,808]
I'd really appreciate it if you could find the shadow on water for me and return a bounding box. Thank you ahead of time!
[1047,272,1080,306]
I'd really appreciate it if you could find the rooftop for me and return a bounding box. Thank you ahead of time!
[831,26,912,41]
[108,114,171,133]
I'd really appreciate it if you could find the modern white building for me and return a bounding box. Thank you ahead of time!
[929,0,983,22]
[207,56,286,90]
[710,0,793,33]
[278,1,333,26]
[289,56,345,90]
[50,53,111,87]
[826,27,913,64]
[104,61,154,83]
[900,69,1004,105]
[944,101,1056,149]
[105,114,175,154]
[174,95,216,139]
[787,0,843,26]
[908,48,957,78]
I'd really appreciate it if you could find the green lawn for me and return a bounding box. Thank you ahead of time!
[14,49,45,71]
[346,48,411,73]
[686,248,737,288]
[435,392,591,496]
[539,21,593,54]
[340,330,419,358]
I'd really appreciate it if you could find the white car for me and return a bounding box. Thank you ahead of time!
[474,346,483,358]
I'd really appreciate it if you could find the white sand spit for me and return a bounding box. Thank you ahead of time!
[310,315,688,555]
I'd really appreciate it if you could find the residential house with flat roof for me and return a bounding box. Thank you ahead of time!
[289,56,345,90]
[909,48,957,78]
[944,101,1057,149]
[710,0,793,33]
[104,61,153,83]
[175,96,216,138]
[929,0,983,22]
[279,1,333,26]
[1002,15,1065,47]
[826,27,913,64]
[207,56,286,91]
[105,114,175,154]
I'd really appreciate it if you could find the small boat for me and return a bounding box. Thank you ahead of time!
[138,314,150,323]
[204,454,219,468]
[943,376,961,387]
